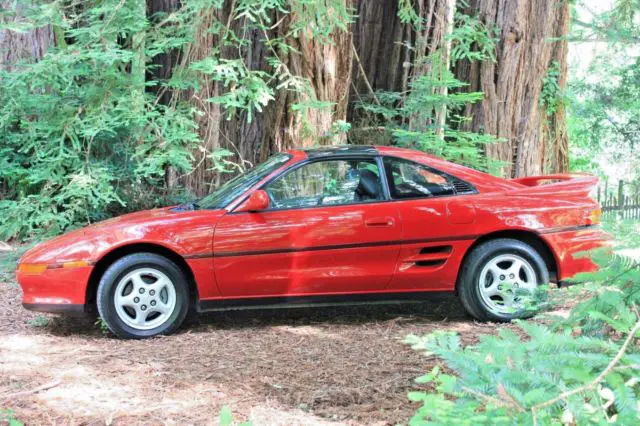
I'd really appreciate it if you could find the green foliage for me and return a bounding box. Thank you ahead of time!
[0,0,201,240]
[353,3,501,172]
[398,0,422,30]
[0,409,23,426]
[567,52,640,179]
[357,53,498,171]
[95,317,109,335]
[448,11,500,63]
[219,405,252,426]
[0,0,355,241]
[0,245,31,283]
[568,1,640,180]
[572,0,640,44]
[405,221,640,425]
[540,61,563,117]
[28,315,50,328]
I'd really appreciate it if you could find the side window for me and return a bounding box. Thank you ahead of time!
[265,159,383,209]
[383,157,456,199]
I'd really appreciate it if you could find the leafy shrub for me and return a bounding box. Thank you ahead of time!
[0,1,203,241]
[0,0,357,241]
[405,221,640,425]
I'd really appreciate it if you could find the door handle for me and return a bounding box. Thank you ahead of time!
[365,217,395,227]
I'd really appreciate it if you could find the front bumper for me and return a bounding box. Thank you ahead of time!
[541,226,613,281]
[22,303,87,315]
[17,265,92,312]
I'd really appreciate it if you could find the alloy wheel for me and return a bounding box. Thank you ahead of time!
[113,267,177,330]
[477,254,538,315]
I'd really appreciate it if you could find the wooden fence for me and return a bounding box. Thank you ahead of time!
[598,181,640,220]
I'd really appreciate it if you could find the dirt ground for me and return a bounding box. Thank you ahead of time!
[0,280,513,425]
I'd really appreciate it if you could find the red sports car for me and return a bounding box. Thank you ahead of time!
[17,146,610,338]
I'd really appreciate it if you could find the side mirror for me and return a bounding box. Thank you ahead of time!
[235,190,270,213]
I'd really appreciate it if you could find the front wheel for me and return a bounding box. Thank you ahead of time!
[96,253,190,339]
[458,239,549,322]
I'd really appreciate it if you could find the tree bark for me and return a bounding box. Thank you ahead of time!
[541,2,570,174]
[147,0,180,105]
[455,0,570,177]
[168,1,354,196]
[348,0,453,136]
[434,0,457,138]
[0,2,53,71]
[262,7,354,158]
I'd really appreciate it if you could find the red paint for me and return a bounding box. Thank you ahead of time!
[17,146,611,312]
[235,189,270,212]
[213,202,402,296]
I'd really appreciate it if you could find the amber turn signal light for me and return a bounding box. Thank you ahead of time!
[61,260,91,269]
[587,208,601,225]
[17,263,47,274]
[18,260,91,274]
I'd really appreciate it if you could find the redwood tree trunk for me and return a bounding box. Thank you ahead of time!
[542,4,570,175]
[0,2,53,71]
[262,7,354,158]
[348,0,454,137]
[175,2,354,196]
[162,3,271,195]
[455,0,570,177]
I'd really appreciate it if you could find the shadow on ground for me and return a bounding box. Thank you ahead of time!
[44,295,468,337]
[2,282,499,425]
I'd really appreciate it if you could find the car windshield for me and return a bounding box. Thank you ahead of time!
[197,153,291,209]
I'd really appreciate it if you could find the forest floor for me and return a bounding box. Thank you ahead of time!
[0,280,522,426]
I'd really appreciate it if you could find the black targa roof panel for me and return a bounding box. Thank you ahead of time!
[302,145,378,158]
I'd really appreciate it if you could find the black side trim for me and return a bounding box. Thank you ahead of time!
[415,259,447,267]
[23,303,86,315]
[196,234,478,259]
[538,224,599,235]
[419,245,452,254]
[184,253,213,260]
[197,291,452,312]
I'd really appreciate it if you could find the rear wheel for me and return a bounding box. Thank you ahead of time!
[96,253,189,339]
[458,239,549,322]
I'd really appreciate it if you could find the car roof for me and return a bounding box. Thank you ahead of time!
[289,144,441,159]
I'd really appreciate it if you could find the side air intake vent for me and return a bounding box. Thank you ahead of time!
[419,245,452,255]
[452,179,476,195]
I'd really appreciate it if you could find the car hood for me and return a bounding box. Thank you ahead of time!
[20,207,225,265]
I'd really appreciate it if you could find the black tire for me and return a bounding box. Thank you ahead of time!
[458,238,549,322]
[96,253,190,339]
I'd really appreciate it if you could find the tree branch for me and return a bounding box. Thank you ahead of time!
[351,40,381,107]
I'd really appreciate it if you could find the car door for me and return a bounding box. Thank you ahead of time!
[381,156,479,292]
[212,157,402,298]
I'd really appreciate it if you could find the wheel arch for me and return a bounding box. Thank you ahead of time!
[86,243,199,311]
[455,229,559,293]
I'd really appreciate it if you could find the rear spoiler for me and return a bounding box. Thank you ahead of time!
[509,174,598,197]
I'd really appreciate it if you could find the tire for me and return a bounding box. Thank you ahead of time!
[458,238,549,322]
[96,253,190,339]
